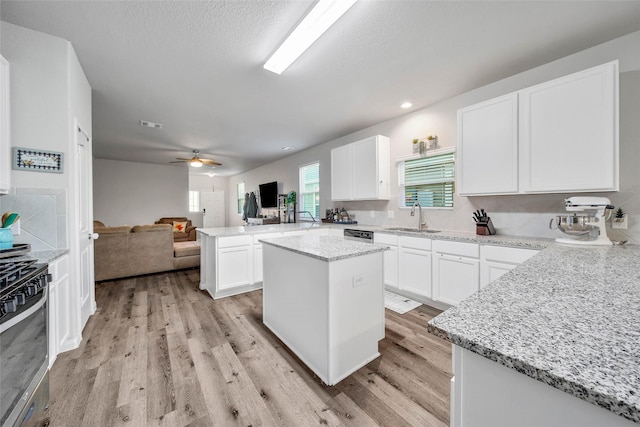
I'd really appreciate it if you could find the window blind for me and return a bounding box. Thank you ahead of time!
[402,152,455,208]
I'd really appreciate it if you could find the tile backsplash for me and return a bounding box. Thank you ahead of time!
[0,188,67,251]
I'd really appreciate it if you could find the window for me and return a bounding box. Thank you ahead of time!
[299,162,320,221]
[188,191,200,212]
[399,150,455,208]
[237,182,245,215]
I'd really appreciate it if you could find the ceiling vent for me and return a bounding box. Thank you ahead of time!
[139,120,163,129]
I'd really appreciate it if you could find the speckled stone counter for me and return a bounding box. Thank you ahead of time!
[198,222,323,237]
[260,235,388,262]
[1,249,68,264]
[429,243,640,423]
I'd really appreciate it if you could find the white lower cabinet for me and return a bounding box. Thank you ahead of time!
[398,236,432,298]
[217,235,253,291]
[480,245,539,288]
[48,255,70,367]
[374,233,399,290]
[433,240,480,306]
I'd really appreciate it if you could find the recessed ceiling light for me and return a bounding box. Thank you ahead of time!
[264,0,358,75]
[139,120,163,129]
[401,102,413,109]
[281,146,293,151]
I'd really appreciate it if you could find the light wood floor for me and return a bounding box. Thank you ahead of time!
[45,269,452,426]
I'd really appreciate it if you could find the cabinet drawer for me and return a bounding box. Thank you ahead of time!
[399,235,431,251]
[374,233,398,245]
[433,240,479,258]
[481,245,538,264]
[217,235,252,248]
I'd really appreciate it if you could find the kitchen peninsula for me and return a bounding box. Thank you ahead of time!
[260,234,388,386]
[429,244,640,427]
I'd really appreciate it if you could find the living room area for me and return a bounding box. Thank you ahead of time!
[92,157,229,281]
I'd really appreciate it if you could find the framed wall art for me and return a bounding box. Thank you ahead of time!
[12,147,64,173]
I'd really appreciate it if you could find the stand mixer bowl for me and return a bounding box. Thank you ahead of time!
[555,214,596,236]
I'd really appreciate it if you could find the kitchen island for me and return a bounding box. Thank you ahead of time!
[260,234,388,386]
[429,243,640,426]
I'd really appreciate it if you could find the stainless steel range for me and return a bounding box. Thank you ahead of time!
[0,258,50,427]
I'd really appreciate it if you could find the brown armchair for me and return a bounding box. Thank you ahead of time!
[155,217,197,242]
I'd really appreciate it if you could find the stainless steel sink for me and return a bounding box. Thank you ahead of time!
[384,227,441,234]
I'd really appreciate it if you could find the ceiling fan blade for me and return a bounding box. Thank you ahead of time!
[200,159,221,165]
[174,157,192,161]
[169,160,188,163]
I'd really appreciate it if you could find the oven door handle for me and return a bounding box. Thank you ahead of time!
[0,289,47,334]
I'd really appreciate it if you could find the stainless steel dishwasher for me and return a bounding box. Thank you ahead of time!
[343,229,374,243]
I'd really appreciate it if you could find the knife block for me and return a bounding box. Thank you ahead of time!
[476,218,496,235]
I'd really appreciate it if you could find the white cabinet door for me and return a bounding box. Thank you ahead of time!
[480,245,538,288]
[457,93,519,195]
[433,253,480,306]
[331,144,353,201]
[399,247,432,298]
[520,61,618,193]
[374,233,398,289]
[218,246,253,290]
[0,55,10,194]
[331,135,390,201]
[352,136,390,200]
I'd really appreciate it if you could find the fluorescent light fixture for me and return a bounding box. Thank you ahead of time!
[190,160,203,168]
[264,0,358,74]
[401,102,413,109]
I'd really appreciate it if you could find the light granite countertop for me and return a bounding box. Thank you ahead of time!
[428,243,640,423]
[198,222,552,249]
[259,235,388,262]
[2,249,69,264]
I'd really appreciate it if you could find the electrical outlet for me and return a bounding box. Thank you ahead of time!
[370,210,375,218]
[387,210,394,219]
[10,219,20,235]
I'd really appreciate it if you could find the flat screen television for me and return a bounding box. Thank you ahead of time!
[259,181,278,208]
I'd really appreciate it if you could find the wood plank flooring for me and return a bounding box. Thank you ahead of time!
[44,269,452,426]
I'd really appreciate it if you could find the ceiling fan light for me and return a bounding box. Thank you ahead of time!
[190,160,203,168]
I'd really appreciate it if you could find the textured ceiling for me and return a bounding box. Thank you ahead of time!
[2,1,640,176]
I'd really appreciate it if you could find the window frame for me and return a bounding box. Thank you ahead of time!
[237,182,245,215]
[398,147,455,210]
[298,161,320,222]
[188,190,200,213]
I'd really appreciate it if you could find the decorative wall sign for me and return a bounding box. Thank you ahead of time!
[12,147,64,173]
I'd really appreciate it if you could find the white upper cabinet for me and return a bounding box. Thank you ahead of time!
[458,93,519,195]
[519,61,618,193]
[331,135,390,201]
[457,61,618,196]
[0,55,10,194]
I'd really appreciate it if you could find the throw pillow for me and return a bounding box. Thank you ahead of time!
[172,221,188,233]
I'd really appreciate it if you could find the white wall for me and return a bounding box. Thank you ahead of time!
[228,30,640,244]
[1,21,69,188]
[93,159,189,226]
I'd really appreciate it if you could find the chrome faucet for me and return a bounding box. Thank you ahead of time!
[410,201,426,231]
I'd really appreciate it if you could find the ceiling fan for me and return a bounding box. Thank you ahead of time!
[170,150,221,168]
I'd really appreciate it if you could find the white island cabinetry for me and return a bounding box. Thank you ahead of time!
[261,235,386,386]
